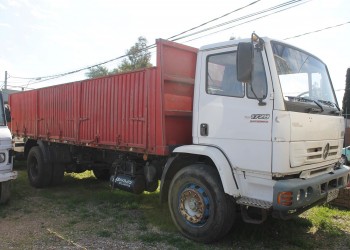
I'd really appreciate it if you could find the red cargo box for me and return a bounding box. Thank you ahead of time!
[9,39,198,156]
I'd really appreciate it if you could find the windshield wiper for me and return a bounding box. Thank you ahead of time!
[317,99,341,114]
[317,100,335,108]
[305,97,324,113]
[286,96,324,113]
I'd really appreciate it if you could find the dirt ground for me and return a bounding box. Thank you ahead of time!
[0,168,182,250]
[2,164,350,250]
[0,215,171,249]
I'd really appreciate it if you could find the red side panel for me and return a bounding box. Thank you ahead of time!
[9,90,37,138]
[9,40,198,156]
[78,70,149,150]
[37,82,80,141]
[155,39,198,155]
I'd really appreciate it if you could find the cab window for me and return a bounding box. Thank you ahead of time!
[206,50,267,99]
[206,52,244,98]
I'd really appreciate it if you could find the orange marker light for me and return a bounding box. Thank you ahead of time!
[277,191,293,206]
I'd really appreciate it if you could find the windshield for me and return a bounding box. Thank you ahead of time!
[271,41,338,113]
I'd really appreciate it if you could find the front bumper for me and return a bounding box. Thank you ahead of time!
[0,171,18,182]
[272,165,350,219]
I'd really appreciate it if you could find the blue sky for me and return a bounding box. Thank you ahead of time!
[0,0,349,103]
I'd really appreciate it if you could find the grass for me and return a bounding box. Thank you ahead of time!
[1,160,350,249]
[97,230,112,238]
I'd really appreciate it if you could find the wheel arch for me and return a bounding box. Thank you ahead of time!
[24,139,38,159]
[25,139,53,164]
[160,145,240,203]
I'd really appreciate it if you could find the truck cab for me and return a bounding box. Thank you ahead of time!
[0,92,17,204]
[167,34,349,241]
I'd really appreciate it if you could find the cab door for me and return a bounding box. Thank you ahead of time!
[195,46,273,173]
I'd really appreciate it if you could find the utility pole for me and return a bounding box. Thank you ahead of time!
[4,71,7,90]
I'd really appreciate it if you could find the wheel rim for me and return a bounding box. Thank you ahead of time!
[178,183,210,226]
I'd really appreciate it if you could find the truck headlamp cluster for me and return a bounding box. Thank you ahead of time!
[277,187,315,207]
[0,153,5,163]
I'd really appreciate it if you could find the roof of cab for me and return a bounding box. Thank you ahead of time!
[199,37,271,51]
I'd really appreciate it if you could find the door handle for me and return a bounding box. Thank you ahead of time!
[200,123,209,136]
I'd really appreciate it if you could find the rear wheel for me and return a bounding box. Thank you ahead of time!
[168,164,235,243]
[27,146,52,188]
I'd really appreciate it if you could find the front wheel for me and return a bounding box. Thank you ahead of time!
[168,164,235,243]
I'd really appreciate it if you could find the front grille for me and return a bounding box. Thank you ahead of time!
[290,141,341,168]
[306,147,322,160]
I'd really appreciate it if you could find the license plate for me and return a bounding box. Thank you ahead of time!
[327,189,339,202]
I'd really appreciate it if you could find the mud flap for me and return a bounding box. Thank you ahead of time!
[0,181,11,204]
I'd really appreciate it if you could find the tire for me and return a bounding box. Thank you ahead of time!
[0,181,11,204]
[93,168,110,181]
[27,146,52,188]
[168,164,235,243]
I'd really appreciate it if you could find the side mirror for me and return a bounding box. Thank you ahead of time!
[236,42,253,83]
[5,105,11,123]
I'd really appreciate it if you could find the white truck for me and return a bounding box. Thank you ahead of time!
[9,34,350,242]
[0,93,17,204]
[163,34,349,242]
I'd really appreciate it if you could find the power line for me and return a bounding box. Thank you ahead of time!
[22,47,159,87]
[11,52,130,85]
[7,75,38,80]
[4,84,35,90]
[284,21,350,40]
[183,0,308,43]
[166,0,262,41]
[4,81,31,84]
[172,0,306,42]
[11,0,261,86]
[15,48,159,89]
[11,0,321,88]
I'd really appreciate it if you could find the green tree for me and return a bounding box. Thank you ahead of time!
[342,68,350,118]
[85,65,111,79]
[117,36,152,73]
[85,36,152,78]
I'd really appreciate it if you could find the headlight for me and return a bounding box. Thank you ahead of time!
[0,153,5,163]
